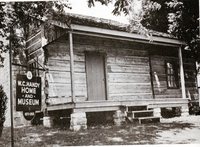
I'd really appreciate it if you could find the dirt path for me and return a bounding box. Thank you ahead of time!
[155,115,200,144]
[1,115,200,146]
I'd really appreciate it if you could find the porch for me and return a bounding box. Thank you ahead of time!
[47,98,189,113]
[42,98,189,131]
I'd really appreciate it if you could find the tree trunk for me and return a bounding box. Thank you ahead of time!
[0,123,3,137]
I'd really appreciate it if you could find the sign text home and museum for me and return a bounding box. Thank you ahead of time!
[16,73,41,111]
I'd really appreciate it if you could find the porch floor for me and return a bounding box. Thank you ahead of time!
[46,98,189,113]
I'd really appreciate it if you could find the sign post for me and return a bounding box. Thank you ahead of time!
[16,71,41,120]
[9,26,14,147]
[196,62,200,107]
[197,73,200,107]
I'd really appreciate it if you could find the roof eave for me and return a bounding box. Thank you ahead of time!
[70,24,185,47]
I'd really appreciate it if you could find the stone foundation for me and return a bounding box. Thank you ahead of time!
[43,116,54,128]
[113,110,126,126]
[153,108,161,117]
[70,112,87,131]
[181,105,189,116]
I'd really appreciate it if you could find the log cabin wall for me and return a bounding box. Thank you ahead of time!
[105,43,152,100]
[45,34,153,104]
[150,47,197,99]
[44,37,88,104]
[73,35,153,100]
[150,55,182,98]
[183,57,198,99]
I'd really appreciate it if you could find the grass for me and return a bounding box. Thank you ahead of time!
[0,122,194,147]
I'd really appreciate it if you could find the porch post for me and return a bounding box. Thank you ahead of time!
[69,31,75,103]
[197,62,200,107]
[179,46,186,99]
[179,47,189,116]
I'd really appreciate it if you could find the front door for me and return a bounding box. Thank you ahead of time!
[85,52,106,101]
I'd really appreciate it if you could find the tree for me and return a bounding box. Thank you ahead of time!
[0,85,7,137]
[0,1,71,133]
[0,0,199,64]
[0,1,71,66]
[88,0,199,60]
[141,0,199,60]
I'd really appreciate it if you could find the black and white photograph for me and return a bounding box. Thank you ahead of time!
[0,0,200,146]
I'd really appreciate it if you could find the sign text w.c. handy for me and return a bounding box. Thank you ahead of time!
[16,74,41,111]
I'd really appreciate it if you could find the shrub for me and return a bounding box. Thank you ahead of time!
[161,107,181,118]
[0,85,8,137]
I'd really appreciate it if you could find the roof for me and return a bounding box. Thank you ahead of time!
[41,12,185,47]
[51,12,174,39]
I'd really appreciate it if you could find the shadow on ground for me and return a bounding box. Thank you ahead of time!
[0,121,196,146]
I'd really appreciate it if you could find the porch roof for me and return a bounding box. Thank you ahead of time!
[45,12,185,47]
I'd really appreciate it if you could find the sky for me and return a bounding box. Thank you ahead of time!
[0,0,143,24]
[65,0,129,24]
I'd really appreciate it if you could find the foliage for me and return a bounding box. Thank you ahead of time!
[141,0,199,60]
[88,0,199,60]
[0,0,199,64]
[0,85,8,137]
[88,0,130,15]
[0,1,71,66]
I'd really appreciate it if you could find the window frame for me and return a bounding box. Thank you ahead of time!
[165,60,179,89]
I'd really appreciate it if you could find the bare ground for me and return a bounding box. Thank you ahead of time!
[0,115,200,146]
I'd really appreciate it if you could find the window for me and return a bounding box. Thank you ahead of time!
[166,61,179,88]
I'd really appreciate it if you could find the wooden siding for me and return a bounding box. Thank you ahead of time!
[85,52,106,101]
[45,34,153,104]
[46,40,87,103]
[183,58,198,99]
[46,34,197,104]
[107,54,152,100]
[150,54,197,99]
[73,35,153,101]
[150,55,182,98]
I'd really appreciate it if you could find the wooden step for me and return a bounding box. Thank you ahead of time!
[127,110,153,118]
[125,116,138,124]
[136,116,160,124]
[132,110,154,118]
[128,105,147,111]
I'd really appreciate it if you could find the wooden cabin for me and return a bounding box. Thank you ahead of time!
[1,13,198,129]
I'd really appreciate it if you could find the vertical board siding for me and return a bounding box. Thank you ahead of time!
[85,52,106,101]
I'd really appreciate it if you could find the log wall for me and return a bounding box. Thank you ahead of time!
[45,34,153,104]
[150,52,197,99]
[45,34,197,104]
[45,39,87,104]
[183,58,198,99]
[150,55,182,98]
[106,50,152,100]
